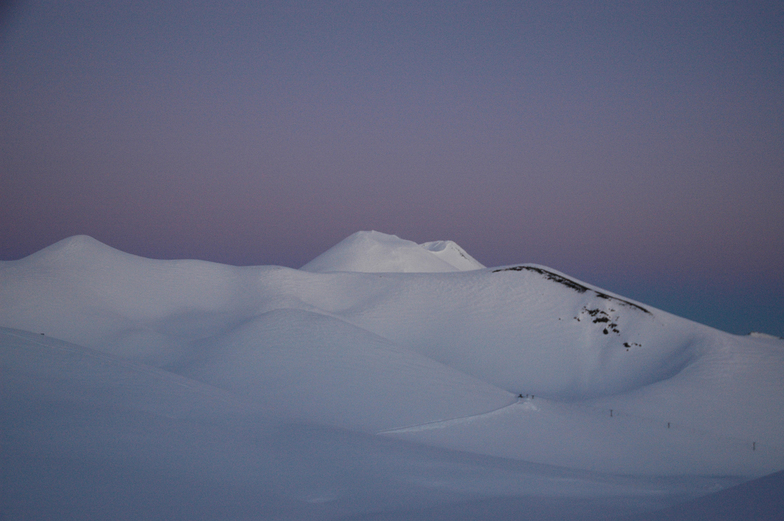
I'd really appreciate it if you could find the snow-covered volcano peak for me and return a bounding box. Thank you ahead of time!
[300,231,484,273]
[420,240,485,271]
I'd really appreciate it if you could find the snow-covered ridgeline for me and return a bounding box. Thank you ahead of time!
[1,231,783,519]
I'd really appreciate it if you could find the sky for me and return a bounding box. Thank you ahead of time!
[1,0,783,336]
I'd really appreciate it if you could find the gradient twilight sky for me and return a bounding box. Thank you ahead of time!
[2,1,783,336]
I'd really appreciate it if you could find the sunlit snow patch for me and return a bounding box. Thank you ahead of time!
[301,230,483,273]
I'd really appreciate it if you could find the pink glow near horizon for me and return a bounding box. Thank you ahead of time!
[1,1,782,335]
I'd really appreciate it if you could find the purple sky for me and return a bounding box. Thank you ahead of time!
[2,1,783,336]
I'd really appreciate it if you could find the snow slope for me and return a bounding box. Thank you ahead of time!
[2,232,783,520]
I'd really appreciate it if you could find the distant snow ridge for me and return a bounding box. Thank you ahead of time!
[300,231,484,273]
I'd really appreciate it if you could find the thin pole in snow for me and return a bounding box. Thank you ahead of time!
[610,409,613,417]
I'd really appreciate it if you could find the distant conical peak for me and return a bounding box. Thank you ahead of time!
[300,231,484,273]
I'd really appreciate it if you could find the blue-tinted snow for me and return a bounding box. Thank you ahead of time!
[1,232,782,520]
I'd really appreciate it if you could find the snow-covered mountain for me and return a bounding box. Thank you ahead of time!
[300,230,485,272]
[2,232,782,520]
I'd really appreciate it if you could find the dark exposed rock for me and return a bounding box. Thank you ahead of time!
[493,265,650,314]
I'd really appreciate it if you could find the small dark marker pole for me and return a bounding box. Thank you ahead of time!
[667,422,670,429]
[753,442,756,451]
[610,409,613,417]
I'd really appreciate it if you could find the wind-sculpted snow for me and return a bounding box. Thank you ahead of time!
[1,232,783,520]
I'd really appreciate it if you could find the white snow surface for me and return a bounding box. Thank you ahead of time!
[300,230,484,272]
[419,239,485,271]
[2,233,783,520]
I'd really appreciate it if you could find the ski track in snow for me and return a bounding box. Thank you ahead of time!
[380,393,775,455]
[379,395,522,434]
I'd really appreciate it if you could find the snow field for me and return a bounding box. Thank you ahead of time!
[2,231,783,519]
